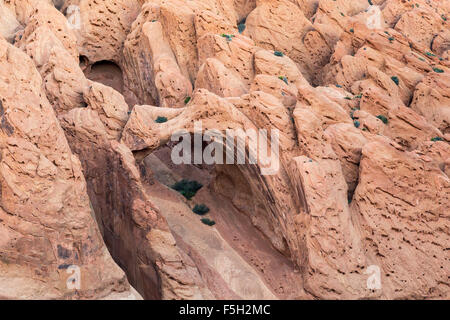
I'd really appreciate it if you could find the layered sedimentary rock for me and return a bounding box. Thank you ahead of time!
[1,0,208,300]
[0,37,137,300]
[0,0,448,300]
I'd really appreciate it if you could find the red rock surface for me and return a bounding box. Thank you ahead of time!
[0,0,448,299]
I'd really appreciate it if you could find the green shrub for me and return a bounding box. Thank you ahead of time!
[376,115,388,124]
[433,68,444,73]
[350,28,354,33]
[391,76,400,85]
[431,137,444,142]
[388,36,395,42]
[221,34,234,42]
[354,121,360,128]
[425,52,435,57]
[184,96,191,104]
[238,23,246,34]
[336,84,342,88]
[442,15,447,21]
[171,179,203,200]
[344,96,352,100]
[278,76,289,84]
[368,0,373,5]
[193,204,210,215]
[201,218,216,226]
[155,116,168,123]
[274,51,284,57]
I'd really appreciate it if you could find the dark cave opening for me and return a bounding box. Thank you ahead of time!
[84,60,125,95]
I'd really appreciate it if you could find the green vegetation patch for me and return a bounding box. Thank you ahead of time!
[201,218,216,226]
[221,33,235,41]
[274,51,284,57]
[193,204,210,216]
[171,179,203,200]
[391,76,400,85]
[155,116,168,123]
[376,115,388,124]
[278,76,289,84]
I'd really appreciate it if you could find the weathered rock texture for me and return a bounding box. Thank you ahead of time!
[0,37,136,300]
[0,0,449,300]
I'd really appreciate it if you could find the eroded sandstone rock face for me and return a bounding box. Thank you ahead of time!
[0,37,137,300]
[0,0,449,300]
[1,0,208,300]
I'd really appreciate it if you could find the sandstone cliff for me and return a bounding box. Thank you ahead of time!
[0,0,448,299]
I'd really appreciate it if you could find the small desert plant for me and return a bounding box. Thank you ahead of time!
[433,68,444,73]
[221,34,234,41]
[376,115,388,124]
[431,137,444,142]
[425,52,435,57]
[354,121,360,128]
[336,84,343,88]
[238,23,246,34]
[391,76,400,85]
[201,218,216,226]
[193,204,210,216]
[274,51,284,57]
[171,179,203,200]
[388,36,395,42]
[350,28,354,33]
[155,116,168,123]
[278,76,289,84]
[184,96,191,104]
[368,0,373,5]
[344,96,352,100]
